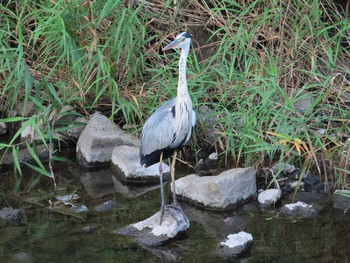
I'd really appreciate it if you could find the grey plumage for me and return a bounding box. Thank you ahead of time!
[140,32,196,168]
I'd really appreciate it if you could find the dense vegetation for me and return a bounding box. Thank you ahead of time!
[0,0,349,190]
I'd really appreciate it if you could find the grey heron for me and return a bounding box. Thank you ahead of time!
[140,32,196,223]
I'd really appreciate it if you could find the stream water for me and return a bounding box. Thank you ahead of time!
[0,156,349,263]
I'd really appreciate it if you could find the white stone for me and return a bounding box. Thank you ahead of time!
[220,231,253,248]
[208,152,218,161]
[111,145,170,183]
[175,167,256,210]
[257,188,282,208]
[133,209,189,238]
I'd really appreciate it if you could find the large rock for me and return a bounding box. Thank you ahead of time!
[116,207,190,246]
[175,167,256,210]
[217,231,253,258]
[76,112,136,166]
[111,145,170,184]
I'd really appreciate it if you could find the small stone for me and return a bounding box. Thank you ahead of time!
[294,95,313,114]
[94,200,117,212]
[217,231,253,257]
[208,152,218,161]
[257,188,282,208]
[280,201,320,218]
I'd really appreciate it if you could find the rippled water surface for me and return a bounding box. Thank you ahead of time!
[0,160,349,263]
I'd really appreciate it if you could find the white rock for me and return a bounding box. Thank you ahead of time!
[257,188,282,208]
[208,152,218,161]
[76,112,137,166]
[133,209,189,238]
[220,231,253,248]
[111,145,170,184]
[218,231,253,257]
[116,207,190,246]
[175,167,256,210]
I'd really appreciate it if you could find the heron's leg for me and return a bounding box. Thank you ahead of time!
[159,152,165,208]
[171,150,177,205]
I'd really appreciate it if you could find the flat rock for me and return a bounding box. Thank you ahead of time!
[217,231,253,258]
[76,112,137,166]
[116,207,190,246]
[258,188,282,208]
[111,145,170,184]
[279,201,321,218]
[175,167,256,210]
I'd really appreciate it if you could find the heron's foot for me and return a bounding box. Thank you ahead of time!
[159,204,186,225]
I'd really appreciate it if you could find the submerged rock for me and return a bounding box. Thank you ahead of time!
[217,231,253,258]
[76,112,136,167]
[175,167,256,210]
[111,145,170,184]
[0,207,25,222]
[279,201,321,218]
[258,188,282,208]
[116,207,190,246]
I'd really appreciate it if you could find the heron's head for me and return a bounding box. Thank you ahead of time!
[162,32,191,51]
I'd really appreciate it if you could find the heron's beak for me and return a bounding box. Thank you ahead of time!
[162,39,180,51]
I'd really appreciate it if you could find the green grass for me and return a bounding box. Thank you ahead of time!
[0,0,349,190]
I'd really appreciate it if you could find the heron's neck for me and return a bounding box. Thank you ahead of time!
[177,45,189,98]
